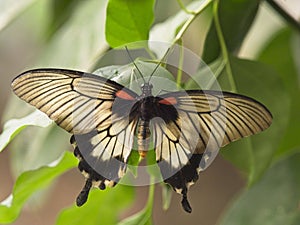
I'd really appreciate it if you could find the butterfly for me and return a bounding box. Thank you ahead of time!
[11,62,272,213]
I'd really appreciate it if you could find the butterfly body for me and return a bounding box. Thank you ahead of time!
[135,83,155,151]
[118,82,180,158]
[11,67,272,213]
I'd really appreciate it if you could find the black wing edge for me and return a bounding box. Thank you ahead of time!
[71,133,127,206]
[159,154,204,213]
[11,68,82,85]
[11,68,138,97]
[158,89,273,120]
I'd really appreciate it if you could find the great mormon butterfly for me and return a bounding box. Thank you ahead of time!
[11,60,272,213]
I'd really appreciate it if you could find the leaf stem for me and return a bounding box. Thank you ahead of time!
[146,176,155,209]
[213,0,237,92]
[176,40,184,86]
[173,0,213,45]
[157,1,214,75]
[245,138,256,186]
[213,1,257,185]
[156,0,214,75]
[176,0,197,14]
[141,175,155,224]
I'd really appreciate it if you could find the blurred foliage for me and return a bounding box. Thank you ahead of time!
[46,0,83,38]
[220,153,300,225]
[258,29,300,160]
[218,56,289,185]
[202,0,260,63]
[56,185,134,225]
[0,152,77,223]
[0,0,299,224]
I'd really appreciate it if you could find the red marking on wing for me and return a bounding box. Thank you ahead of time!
[115,90,135,100]
[159,97,177,105]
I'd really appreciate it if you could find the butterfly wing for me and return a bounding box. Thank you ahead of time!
[12,69,273,211]
[154,90,272,212]
[11,69,139,205]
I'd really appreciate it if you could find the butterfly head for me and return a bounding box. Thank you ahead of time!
[140,82,153,97]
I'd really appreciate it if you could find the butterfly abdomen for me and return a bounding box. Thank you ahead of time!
[137,120,151,158]
[136,96,156,158]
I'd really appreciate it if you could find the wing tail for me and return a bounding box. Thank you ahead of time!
[159,154,203,213]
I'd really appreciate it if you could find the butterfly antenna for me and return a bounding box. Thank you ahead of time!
[125,46,146,83]
[147,47,172,83]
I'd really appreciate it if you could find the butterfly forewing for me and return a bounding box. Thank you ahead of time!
[162,90,273,146]
[12,69,138,132]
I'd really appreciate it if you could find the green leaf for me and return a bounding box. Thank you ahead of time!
[10,123,70,175]
[219,153,300,225]
[0,110,51,152]
[202,0,260,63]
[117,207,153,225]
[94,60,176,94]
[219,56,290,185]
[118,183,154,225]
[258,28,300,160]
[56,185,134,225]
[106,0,155,48]
[0,152,77,224]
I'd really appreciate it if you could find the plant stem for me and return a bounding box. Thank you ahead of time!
[176,40,184,86]
[142,175,155,224]
[213,0,237,92]
[176,0,197,14]
[173,0,213,45]
[157,0,214,70]
[146,176,155,209]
